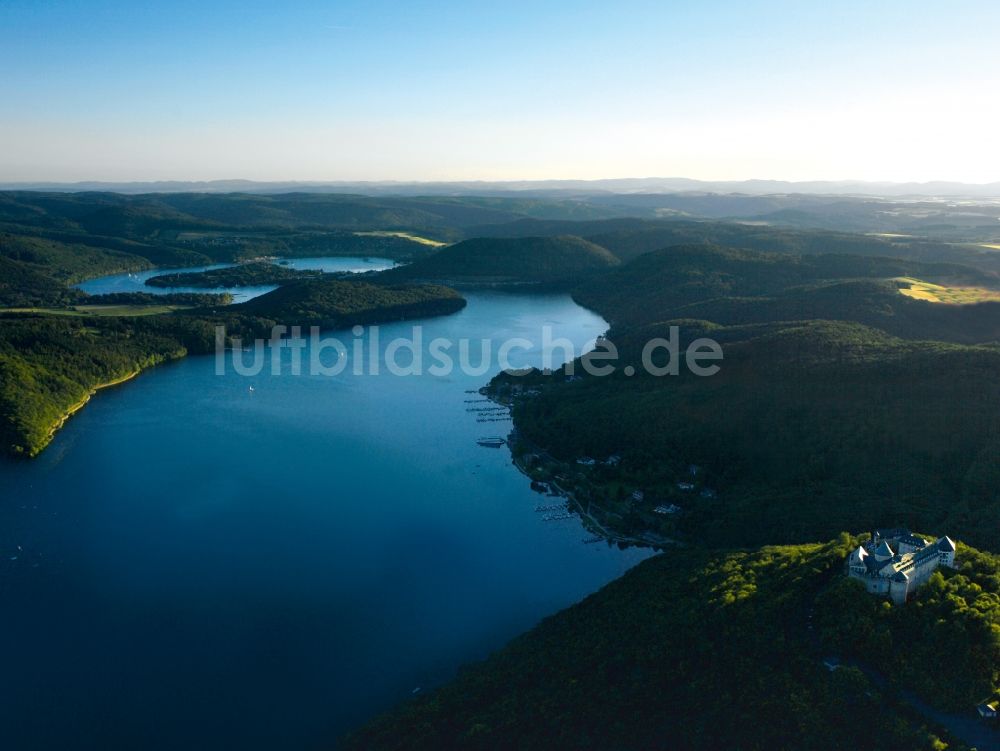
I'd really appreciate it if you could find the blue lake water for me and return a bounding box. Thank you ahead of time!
[74,256,397,303]
[278,256,396,274]
[0,290,651,750]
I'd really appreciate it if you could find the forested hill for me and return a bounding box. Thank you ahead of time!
[0,192,490,299]
[234,277,466,328]
[145,261,323,288]
[470,237,1000,556]
[0,190,624,264]
[381,235,620,286]
[346,536,999,750]
[0,279,465,457]
[503,320,1000,552]
[470,216,1000,274]
[571,244,1000,343]
[5,190,1000,307]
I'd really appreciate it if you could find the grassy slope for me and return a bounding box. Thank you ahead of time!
[4,304,195,317]
[896,277,1000,304]
[346,536,980,751]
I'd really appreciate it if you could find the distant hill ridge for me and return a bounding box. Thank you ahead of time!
[382,235,620,286]
[4,177,1000,198]
[571,243,1000,343]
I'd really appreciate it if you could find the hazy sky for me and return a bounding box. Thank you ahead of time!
[1,0,998,183]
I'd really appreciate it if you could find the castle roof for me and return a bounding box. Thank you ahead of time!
[897,534,927,549]
[937,536,956,552]
[875,527,910,541]
[873,541,894,559]
[913,546,940,564]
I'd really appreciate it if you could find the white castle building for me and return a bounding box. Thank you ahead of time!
[846,528,956,605]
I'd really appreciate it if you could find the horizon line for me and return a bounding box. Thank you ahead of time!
[3,176,1000,187]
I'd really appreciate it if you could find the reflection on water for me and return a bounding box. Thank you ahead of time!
[0,289,650,750]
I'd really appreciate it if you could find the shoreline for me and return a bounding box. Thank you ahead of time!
[34,368,145,457]
[487,389,679,550]
[12,291,466,459]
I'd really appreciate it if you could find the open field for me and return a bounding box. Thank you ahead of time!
[353,230,447,247]
[895,277,1000,304]
[175,231,246,241]
[1,304,191,317]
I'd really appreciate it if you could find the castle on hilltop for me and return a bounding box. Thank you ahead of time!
[846,528,956,605]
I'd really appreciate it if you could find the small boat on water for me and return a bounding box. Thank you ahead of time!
[477,436,505,448]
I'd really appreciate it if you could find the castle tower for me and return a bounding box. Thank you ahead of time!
[937,536,956,567]
[890,571,910,604]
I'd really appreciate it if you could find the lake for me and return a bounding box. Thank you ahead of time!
[75,256,398,303]
[0,286,651,750]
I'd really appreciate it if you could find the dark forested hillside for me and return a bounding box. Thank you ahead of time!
[817,541,1000,711]
[382,235,620,286]
[472,239,1000,557]
[145,261,323,288]
[235,277,466,327]
[0,190,623,250]
[471,216,1000,274]
[502,321,1000,551]
[346,536,983,751]
[0,256,85,307]
[571,244,1000,343]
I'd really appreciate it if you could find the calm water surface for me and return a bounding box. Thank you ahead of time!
[0,289,651,750]
[75,256,397,303]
